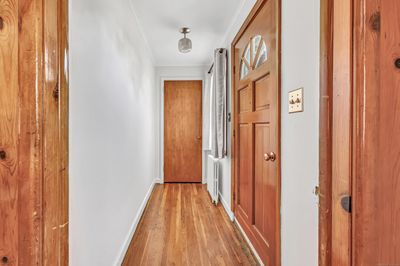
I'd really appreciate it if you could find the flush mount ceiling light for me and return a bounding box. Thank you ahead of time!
[178,27,192,53]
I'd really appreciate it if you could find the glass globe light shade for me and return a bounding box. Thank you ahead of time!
[178,37,192,53]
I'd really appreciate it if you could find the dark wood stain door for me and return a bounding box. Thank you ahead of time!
[232,0,280,265]
[164,81,202,183]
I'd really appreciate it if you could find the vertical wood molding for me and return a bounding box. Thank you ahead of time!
[0,0,68,264]
[0,0,20,264]
[331,0,353,264]
[58,0,69,263]
[319,0,333,265]
[17,0,45,264]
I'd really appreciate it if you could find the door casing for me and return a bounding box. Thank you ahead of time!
[0,0,69,264]
[319,0,400,265]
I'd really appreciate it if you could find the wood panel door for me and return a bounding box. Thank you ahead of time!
[164,81,202,183]
[232,0,280,265]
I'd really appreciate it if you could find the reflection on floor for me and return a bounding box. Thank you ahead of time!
[123,183,258,266]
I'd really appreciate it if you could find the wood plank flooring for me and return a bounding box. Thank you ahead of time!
[123,183,258,266]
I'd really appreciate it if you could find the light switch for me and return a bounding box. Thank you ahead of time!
[288,88,304,113]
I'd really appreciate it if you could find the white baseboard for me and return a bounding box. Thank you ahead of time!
[114,179,156,266]
[218,191,234,221]
[154,178,163,184]
[234,218,264,266]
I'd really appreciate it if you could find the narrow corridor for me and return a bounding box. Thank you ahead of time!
[123,184,257,265]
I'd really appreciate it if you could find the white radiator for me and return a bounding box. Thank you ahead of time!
[207,155,220,204]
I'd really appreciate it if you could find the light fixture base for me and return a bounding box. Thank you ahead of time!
[179,27,191,34]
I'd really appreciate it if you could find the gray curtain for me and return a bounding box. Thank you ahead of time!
[211,48,227,159]
[202,72,213,151]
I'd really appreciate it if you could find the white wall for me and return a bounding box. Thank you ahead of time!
[155,66,208,183]
[69,0,157,265]
[217,0,320,265]
[280,0,319,265]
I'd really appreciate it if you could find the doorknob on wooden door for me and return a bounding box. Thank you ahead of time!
[263,152,277,162]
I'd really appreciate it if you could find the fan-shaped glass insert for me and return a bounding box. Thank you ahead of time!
[239,35,268,80]
[252,35,262,62]
[240,43,251,79]
[240,60,249,79]
[255,41,267,68]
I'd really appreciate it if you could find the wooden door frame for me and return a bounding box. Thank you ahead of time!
[0,0,69,264]
[160,77,204,184]
[318,0,334,264]
[319,0,356,264]
[230,0,281,264]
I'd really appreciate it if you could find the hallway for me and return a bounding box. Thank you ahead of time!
[4,0,400,264]
[123,184,257,265]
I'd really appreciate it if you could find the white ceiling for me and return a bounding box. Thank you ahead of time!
[130,0,243,66]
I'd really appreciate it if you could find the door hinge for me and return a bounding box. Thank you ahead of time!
[341,195,352,213]
[233,129,235,138]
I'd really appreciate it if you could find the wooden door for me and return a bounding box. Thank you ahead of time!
[164,81,202,183]
[0,0,68,265]
[321,0,400,265]
[232,0,280,265]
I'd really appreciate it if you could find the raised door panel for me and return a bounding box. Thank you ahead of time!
[238,123,253,221]
[239,86,252,113]
[254,123,276,266]
[255,75,271,111]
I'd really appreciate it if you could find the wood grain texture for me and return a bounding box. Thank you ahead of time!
[353,0,400,264]
[331,0,352,264]
[43,0,61,264]
[17,0,45,264]
[122,184,258,266]
[58,0,69,263]
[318,0,333,265]
[232,0,281,265]
[164,81,202,183]
[0,0,68,264]
[0,0,19,264]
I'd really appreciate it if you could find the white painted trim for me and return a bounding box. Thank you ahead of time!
[114,179,156,266]
[234,218,264,266]
[218,191,234,221]
[159,76,205,183]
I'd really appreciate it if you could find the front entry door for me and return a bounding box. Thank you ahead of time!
[232,0,280,265]
[164,80,202,183]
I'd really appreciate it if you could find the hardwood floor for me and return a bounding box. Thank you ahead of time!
[123,183,258,266]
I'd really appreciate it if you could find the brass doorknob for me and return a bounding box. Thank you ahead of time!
[263,152,277,162]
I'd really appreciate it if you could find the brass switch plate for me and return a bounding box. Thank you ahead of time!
[288,87,304,113]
